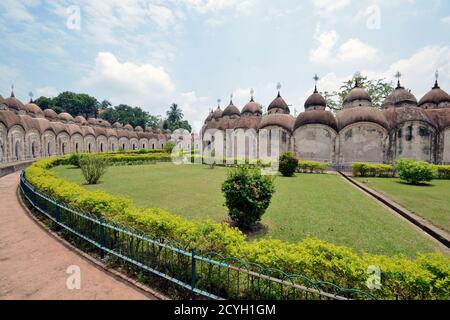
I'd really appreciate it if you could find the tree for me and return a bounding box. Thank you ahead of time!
[163,103,192,132]
[322,75,394,112]
[100,104,158,128]
[34,96,53,110]
[51,92,100,118]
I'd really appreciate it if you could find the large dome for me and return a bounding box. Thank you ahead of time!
[294,110,337,131]
[25,101,44,117]
[337,107,389,130]
[418,81,450,109]
[304,89,326,110]
[382,84,417,109]
[43,108,58,120]
[258,113,294,132]
[4,93,26,112]
[222,102,240,117]
[268,93,290,114]
[242,98,262,115]
[343,85,372,109]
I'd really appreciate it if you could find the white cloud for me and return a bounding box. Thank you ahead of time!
[309,29,339,63]
[0,0,38,23]
[337,38,377,61]
[181,0,256,13]
[441,16,450,24]
[146,4,177,29]
[311,0,351,14]
[35,86,59,98]
[80,52,176,108]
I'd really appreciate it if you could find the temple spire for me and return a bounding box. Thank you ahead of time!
[217,98,221,108]
[10,84,15,98]
[229,93,233,105]
[394,71,403,89]
[354,72,362,87]
[276,82,282,97]
[313,74,319,93]
[28,91,34,103]
[434,70,440,89]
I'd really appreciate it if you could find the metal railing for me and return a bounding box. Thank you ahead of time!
[19,172,375,300]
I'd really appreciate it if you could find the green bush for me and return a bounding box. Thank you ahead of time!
[79,154,109,184]
[222,166,275,230]
[68,153,83,168]
[24,155,450,300]
[395,159,436,185]
[433,165,450,179]
[352,162,394,177]
[279,151,299,177]
[164,141,176,153]
[298,160,329,173]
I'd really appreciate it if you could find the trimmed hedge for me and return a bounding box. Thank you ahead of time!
[433,165,450,179]
[297,161,329,173]
[395,159,436,185]
[352,163,395,177]
[24,156,450,299]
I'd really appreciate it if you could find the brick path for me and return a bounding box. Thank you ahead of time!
[0,172,153,300]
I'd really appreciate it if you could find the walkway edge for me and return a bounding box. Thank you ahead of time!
[338,172,450,249]
[16,186,169,300]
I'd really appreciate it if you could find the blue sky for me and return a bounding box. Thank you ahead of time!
[1,0,450,131]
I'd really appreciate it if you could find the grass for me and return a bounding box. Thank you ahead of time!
[51,163,444,256]
[355,177,450,233]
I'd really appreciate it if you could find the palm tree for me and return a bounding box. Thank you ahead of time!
[167,103,183,123]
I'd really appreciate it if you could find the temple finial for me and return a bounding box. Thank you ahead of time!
[276,82,282,97]
[10,84,15,97]
[28,91,34,103]
[230,93,233,104]
[313,74,319,93]
[217,98,221,107]
[250,88,254,102]
[434,70,440,89]
[394,71,402,88]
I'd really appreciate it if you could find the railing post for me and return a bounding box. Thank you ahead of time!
[191,248,197,300]
[54,201,61,231]
[99,218,105,259]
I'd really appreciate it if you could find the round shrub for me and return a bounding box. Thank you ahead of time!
[279,151,299,177]
[79,154,109,184]
[222,166,275,230]
[68,153,83,168]
[395,158,436,185]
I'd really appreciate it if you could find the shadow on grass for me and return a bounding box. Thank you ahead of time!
[395,181,435,187]
[225,218,269,239]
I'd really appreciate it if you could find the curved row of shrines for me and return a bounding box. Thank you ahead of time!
[201,77,450,165]
[0,93,173,163]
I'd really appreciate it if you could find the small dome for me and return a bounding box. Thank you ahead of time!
[212,106,223,120]
[75,115,87,125]
[25,102,43,116]
[97,119,111,127]
[43,108,58,120]
[304,89,326,110]
[205,110,213,122]
[242,98,262,115]
[235,116,261,130]
[424,108,450,130]
[258,113,295,132]
[135,125,143,132]
[88,118,97,125]
[58,112,74,122]
[222,102,241,117]
[124,124,133,131]
[343,85,372,109]
[268,93,290,114]
[418,81,450,109]
[383,84,417,108]
[4,93,26,112]
[113,122,122,128]
[337,107,389,130]
[294,110,337,131]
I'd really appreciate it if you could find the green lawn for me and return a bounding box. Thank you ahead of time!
[51,163,444,256]
[355,177,450,233]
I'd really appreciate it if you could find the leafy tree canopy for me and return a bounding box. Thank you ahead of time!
[162,103,192,132]
[322,75,394,111]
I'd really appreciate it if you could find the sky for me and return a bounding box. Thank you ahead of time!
[0,0,450,131]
